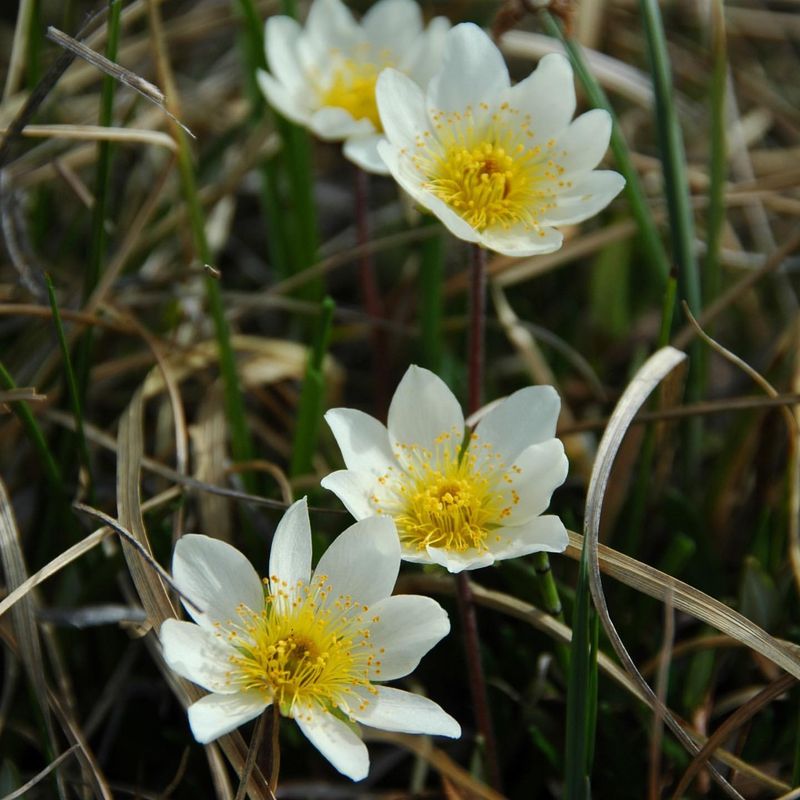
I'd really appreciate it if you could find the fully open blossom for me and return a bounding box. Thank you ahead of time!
[375,23,625,255]
[160,498,459,780]
[322,366,569,573]
[257,0,449,173]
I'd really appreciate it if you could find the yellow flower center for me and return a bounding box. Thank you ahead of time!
[409,103,572,232]
[222,575,382,717]
[373,432,521,553]
[320,48,394,130]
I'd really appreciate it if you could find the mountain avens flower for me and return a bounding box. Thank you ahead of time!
[160,498,459,780]
[257,0,449,174]
[375,23,625,255]
[322,366,569,573]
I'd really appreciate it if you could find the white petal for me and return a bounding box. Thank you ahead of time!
[426,545,495,573]
[473,385,562,463]
[405,16,451,83]
[387,365,464,455]
[314,516,400,608]
[362,0,422,50]
[500,439,569,524]
[366,595,450,680]
[427,23,509,113]
[320,470,377,520]
[351,686,460,738]
[503,53,576,143]
[264,16,306,96]
[257,70,311,127]
[477,223,563,257]
[309,106,375,141]
[556,109,613,174]
[305,0,360,51]
[540,171,625,226]
[376,68,430,152]
[324,408,394,475]
[268,497,312,589]
[343,134,390,174]
[160,619,236,694]
[490,515,569,560]
[172,535,264,631]
[187,692,269,744]
[296,705,369,781]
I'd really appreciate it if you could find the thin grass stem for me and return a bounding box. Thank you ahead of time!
[354,167,389,414]
[290,297,335,477]
[564,540,597,799]
[0,361,63,495]
[147,0,255,490]
[45,274,94,503]
[420,217,444,372]
[703,0,728,308]
[540,11,670,286]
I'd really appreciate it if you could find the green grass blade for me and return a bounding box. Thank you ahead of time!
[420,217,444,372]
[638,0,700,312]
[564,540,597,799]
[75,0,122,404]
[234,0,320,297]
[290,297,335,477]
[703,0,727,307]
[45,274,94,502]
[540,11,670,286]
[0,362,63,495]
[173,127,256,490]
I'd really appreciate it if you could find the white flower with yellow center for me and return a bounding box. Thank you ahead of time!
[160,498,459,780]
[257,0,449,174]
[375,23,625,255]
[322,366,569,573]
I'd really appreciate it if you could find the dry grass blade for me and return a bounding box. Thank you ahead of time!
[682,303,800,596]
[0,743,78,800]
[671,673,795,798]
[116,389,179,624]
[582,346,743,799]
[45,26,194,138]
[565,531,800,680]
[116,389,273,798]
[0,387,45,404]
[0,476,64,798]
[365,729,505,800]
[395,573,789,794]
[0,488,179,622]
[0,123,177,151]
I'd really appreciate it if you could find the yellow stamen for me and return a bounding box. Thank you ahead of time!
[223,576,379,717]
[374,433,519,553]
[411,105,566,232]
[319,48,393,130]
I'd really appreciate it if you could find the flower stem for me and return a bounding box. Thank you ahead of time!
[468,244,487,413]
[354,166,389,415]
[455,572,502,791]
[458,241,501,790]
[420,217,444,372]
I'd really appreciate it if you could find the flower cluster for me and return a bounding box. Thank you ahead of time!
[259,0,623,254]
[161,1,588,783]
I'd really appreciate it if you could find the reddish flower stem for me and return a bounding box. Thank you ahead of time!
[456,242,502,792]
[354,166,389,416]
[468,243,487,414]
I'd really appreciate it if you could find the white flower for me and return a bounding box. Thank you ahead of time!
[160,497,459,781]
[375,23,625,256]
[257,0,449,174]
[322,365,569,573]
